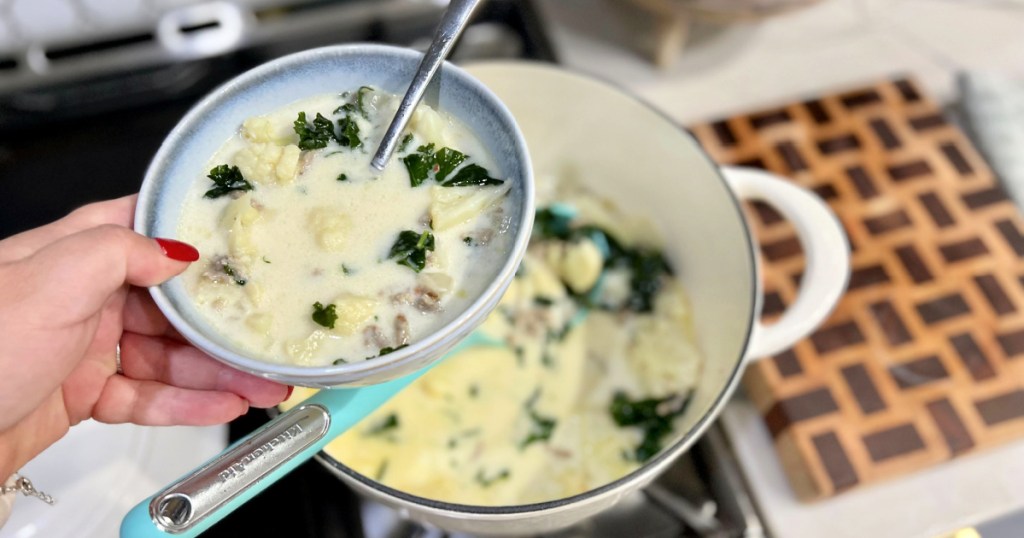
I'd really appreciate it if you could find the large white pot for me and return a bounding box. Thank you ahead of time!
[315,62,851,535]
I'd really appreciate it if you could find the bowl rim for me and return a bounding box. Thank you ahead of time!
[307,60,758,516]
[136,43,535,384]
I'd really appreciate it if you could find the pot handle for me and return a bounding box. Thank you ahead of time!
[119,372,423,538]
[719,166,850,362]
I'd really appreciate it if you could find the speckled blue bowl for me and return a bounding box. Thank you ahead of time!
[135,44,534,387]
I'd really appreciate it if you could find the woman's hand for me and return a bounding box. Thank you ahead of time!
[0,195,288,480]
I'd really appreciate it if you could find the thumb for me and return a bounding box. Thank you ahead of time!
[15,224,199,323]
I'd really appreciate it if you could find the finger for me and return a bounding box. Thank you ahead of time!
[120,332,289,409]
[0,195,137,263]
[13,224,198,327]
[122,287,181,339]
[92,375,250,426]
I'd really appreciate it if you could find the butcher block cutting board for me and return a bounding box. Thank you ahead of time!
[689,78,1024,501]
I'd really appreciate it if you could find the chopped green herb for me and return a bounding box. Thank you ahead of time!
[440,163,503,187]
[336,114,362,148]
[610,391,692,462]
[469,384,479,398]
[262,256,271,264]
[521,407,557,448]
[541,351,554,368]
[514,346,525,366]
[463,237,475,246]
[474,468,510,488]
[332,358,348,365]
[341,264,352,275]
[293,111,336,150]
[221,263,247,286]
[366,413,399,436]
[337,173,348,182]
[398,133,414,153]
[204,164,253,199]
[375,460,389,481]
[388,230,435,272]
[379,344,408,356]
[311,301,338,329]
[534,296,554,307]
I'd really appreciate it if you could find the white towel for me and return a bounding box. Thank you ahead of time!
[959,71,1024,208]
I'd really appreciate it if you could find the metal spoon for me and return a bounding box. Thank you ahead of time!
[370,0,484,171]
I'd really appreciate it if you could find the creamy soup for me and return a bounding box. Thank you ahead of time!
[178,87,514,366]
[282,175,703,505]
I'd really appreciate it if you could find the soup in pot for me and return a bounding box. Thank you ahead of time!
[282,174,703,505]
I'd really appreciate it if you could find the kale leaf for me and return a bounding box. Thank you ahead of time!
[397,133,414,153]
[388,230,435,272]
[624,249,671,312]
[401,143,503,187]
[610,391,692,462]
[378,344,409,356]
[434,147,467,183]
[474,468,510,488]
[440,163,503,187]
[204,164,253,199]
[533,207,574,240]
[402,143,435,187]
[294,111,336,150]
[520,408,557,448]
[311,301,338,329]
[336,114,362,148]
[355,86,374,118]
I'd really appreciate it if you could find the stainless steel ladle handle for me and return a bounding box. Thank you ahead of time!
[370,0,484,171]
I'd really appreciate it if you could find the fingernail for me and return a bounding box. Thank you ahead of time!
[285,385,295,400]
[155,238,200,262]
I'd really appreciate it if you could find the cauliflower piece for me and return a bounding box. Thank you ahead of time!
[246,312,273,335]
[220,193,262,262]
[286,330,327,364]
[307,207,351,252]
[527,261,567,301]
[547,238,603,294]
[331,295,378,336]
[241,116,295,145]
[234,142,301,185]
[410,104,452,147]
[429,183,510,231]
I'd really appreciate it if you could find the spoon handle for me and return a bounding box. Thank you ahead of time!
[370,0,483,171]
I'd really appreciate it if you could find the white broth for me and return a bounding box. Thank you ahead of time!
[178,87,514,366]
[282,176,703,505]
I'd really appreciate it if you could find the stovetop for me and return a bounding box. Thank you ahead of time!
[0,1,766,536]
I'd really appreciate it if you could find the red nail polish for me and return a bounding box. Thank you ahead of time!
[285,386,295,400]
[155,238,200,262]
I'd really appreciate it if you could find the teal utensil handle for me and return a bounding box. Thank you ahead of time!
[119,372,423,537]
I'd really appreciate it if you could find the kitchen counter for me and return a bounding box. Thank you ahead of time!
[537,0,1024,124]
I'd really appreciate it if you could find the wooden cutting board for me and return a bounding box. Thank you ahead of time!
[688,78,1024,501]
